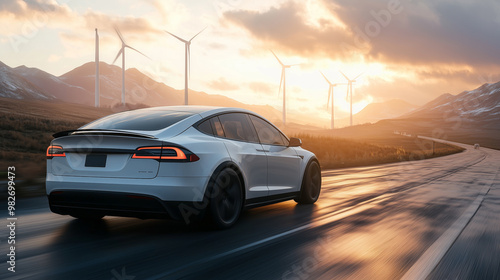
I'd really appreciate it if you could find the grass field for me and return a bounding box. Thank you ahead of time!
[0,98,464,182]
[294,134,464,169]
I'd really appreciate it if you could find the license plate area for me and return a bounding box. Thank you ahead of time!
[85,154,107,167]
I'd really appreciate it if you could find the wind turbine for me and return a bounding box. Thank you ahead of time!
[165,27,207,105]
[95,28,99,108]
[271,50,298,126]
[320,71,345,129]
[112,26,149,105]
[340,71,363,126]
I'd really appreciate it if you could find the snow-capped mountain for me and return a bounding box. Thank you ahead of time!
[0,60,283,124]
[13,65,93,104]
[0,61,52,100]
[405,81,500,126]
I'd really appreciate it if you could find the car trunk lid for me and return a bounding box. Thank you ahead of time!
[50,132,163,179]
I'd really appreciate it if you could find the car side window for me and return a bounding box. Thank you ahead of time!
[218,113,259,143]
[249,115,286,146]
[280,133,290,147]
[210,117,225,137]
[197,119,214,135]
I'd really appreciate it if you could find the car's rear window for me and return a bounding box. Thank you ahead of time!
[81,110,195,131]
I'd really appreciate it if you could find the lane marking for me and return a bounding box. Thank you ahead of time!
[150,199,384,279]
[401,167,499,280]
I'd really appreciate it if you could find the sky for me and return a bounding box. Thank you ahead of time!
[1,0,500,123]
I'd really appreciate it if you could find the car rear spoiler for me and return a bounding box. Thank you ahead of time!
[52,129,157,139]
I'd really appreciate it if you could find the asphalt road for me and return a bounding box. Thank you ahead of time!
[1,138,499,280]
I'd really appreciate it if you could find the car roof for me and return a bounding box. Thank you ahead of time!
[143,106,260,118]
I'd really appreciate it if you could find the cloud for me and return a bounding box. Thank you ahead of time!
[0,0,73,20]
[0,0,76,36]
[207,77,240,91]
[224,0,500,68]
[248,81,275,95]
[47,54,61,62]
[223,1,357,59]
[325,0,500,67]
[83,11,162,39]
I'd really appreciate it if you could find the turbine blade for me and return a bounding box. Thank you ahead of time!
[320,71,331,85]
[165,30,188,43]
[270,50,284,66]
[112,48,123,65]
[339,70,350,81]
[354,72,364,80]
[126,45,150,60]
[189,27,207,42]
[114,26,126,44]
[278,68,284,97]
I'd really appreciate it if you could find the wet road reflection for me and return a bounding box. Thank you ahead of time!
[2,141,499,279]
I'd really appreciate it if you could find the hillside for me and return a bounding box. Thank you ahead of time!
[0,61,50,100]
[405,82,500,126]
[0,60,422,128]
[317,82,500,150]
[334,99,418,126]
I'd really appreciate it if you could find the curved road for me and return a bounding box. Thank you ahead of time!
[2,138,499,279]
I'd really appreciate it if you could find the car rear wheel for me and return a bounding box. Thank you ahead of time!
[209,168,243,229]
[295,161,321,204]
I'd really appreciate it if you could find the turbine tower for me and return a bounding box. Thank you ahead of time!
[112,27,149,105]
[340,71,363,126]
[320,71,345,129]
[95,28,100,108]
[271,50,298,126]
[165,27,206,105]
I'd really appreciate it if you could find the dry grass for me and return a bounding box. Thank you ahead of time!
[295,134,464,169]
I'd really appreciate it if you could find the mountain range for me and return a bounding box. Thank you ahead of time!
[329,81,500,149]
[404,82,500,127]
[0,61,420,127]
[337,99,418,126]
[2,61,284,123]
[1,60,499,137]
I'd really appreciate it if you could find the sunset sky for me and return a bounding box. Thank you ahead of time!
[1,0,500,121]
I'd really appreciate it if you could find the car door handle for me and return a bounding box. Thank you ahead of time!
[256,149,269,152]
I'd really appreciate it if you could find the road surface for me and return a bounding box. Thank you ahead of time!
[1,138,499,279]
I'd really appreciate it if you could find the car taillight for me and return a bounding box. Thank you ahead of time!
[47,145,66,159]
[132,146,199,162]
[131,147,164,159]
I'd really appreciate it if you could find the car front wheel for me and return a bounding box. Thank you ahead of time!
[295,160,321,204]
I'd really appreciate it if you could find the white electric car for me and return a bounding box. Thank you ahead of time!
[46,106,321,228]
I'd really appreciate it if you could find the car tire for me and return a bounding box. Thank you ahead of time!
[209,168,243,229]
[295,160,321,204]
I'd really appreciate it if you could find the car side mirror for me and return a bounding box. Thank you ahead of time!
[289,137,302,147]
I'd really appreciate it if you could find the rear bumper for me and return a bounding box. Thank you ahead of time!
[48,190,198,220]
[46,173,210,202]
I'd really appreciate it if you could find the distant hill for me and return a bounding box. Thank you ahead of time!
[404,82,500,127]
[354,99,418,124]
[1,61,286,125]
[0,61,50,100]
[2,59,499,144]
[13,64,93,104]
[326,82,500,149]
